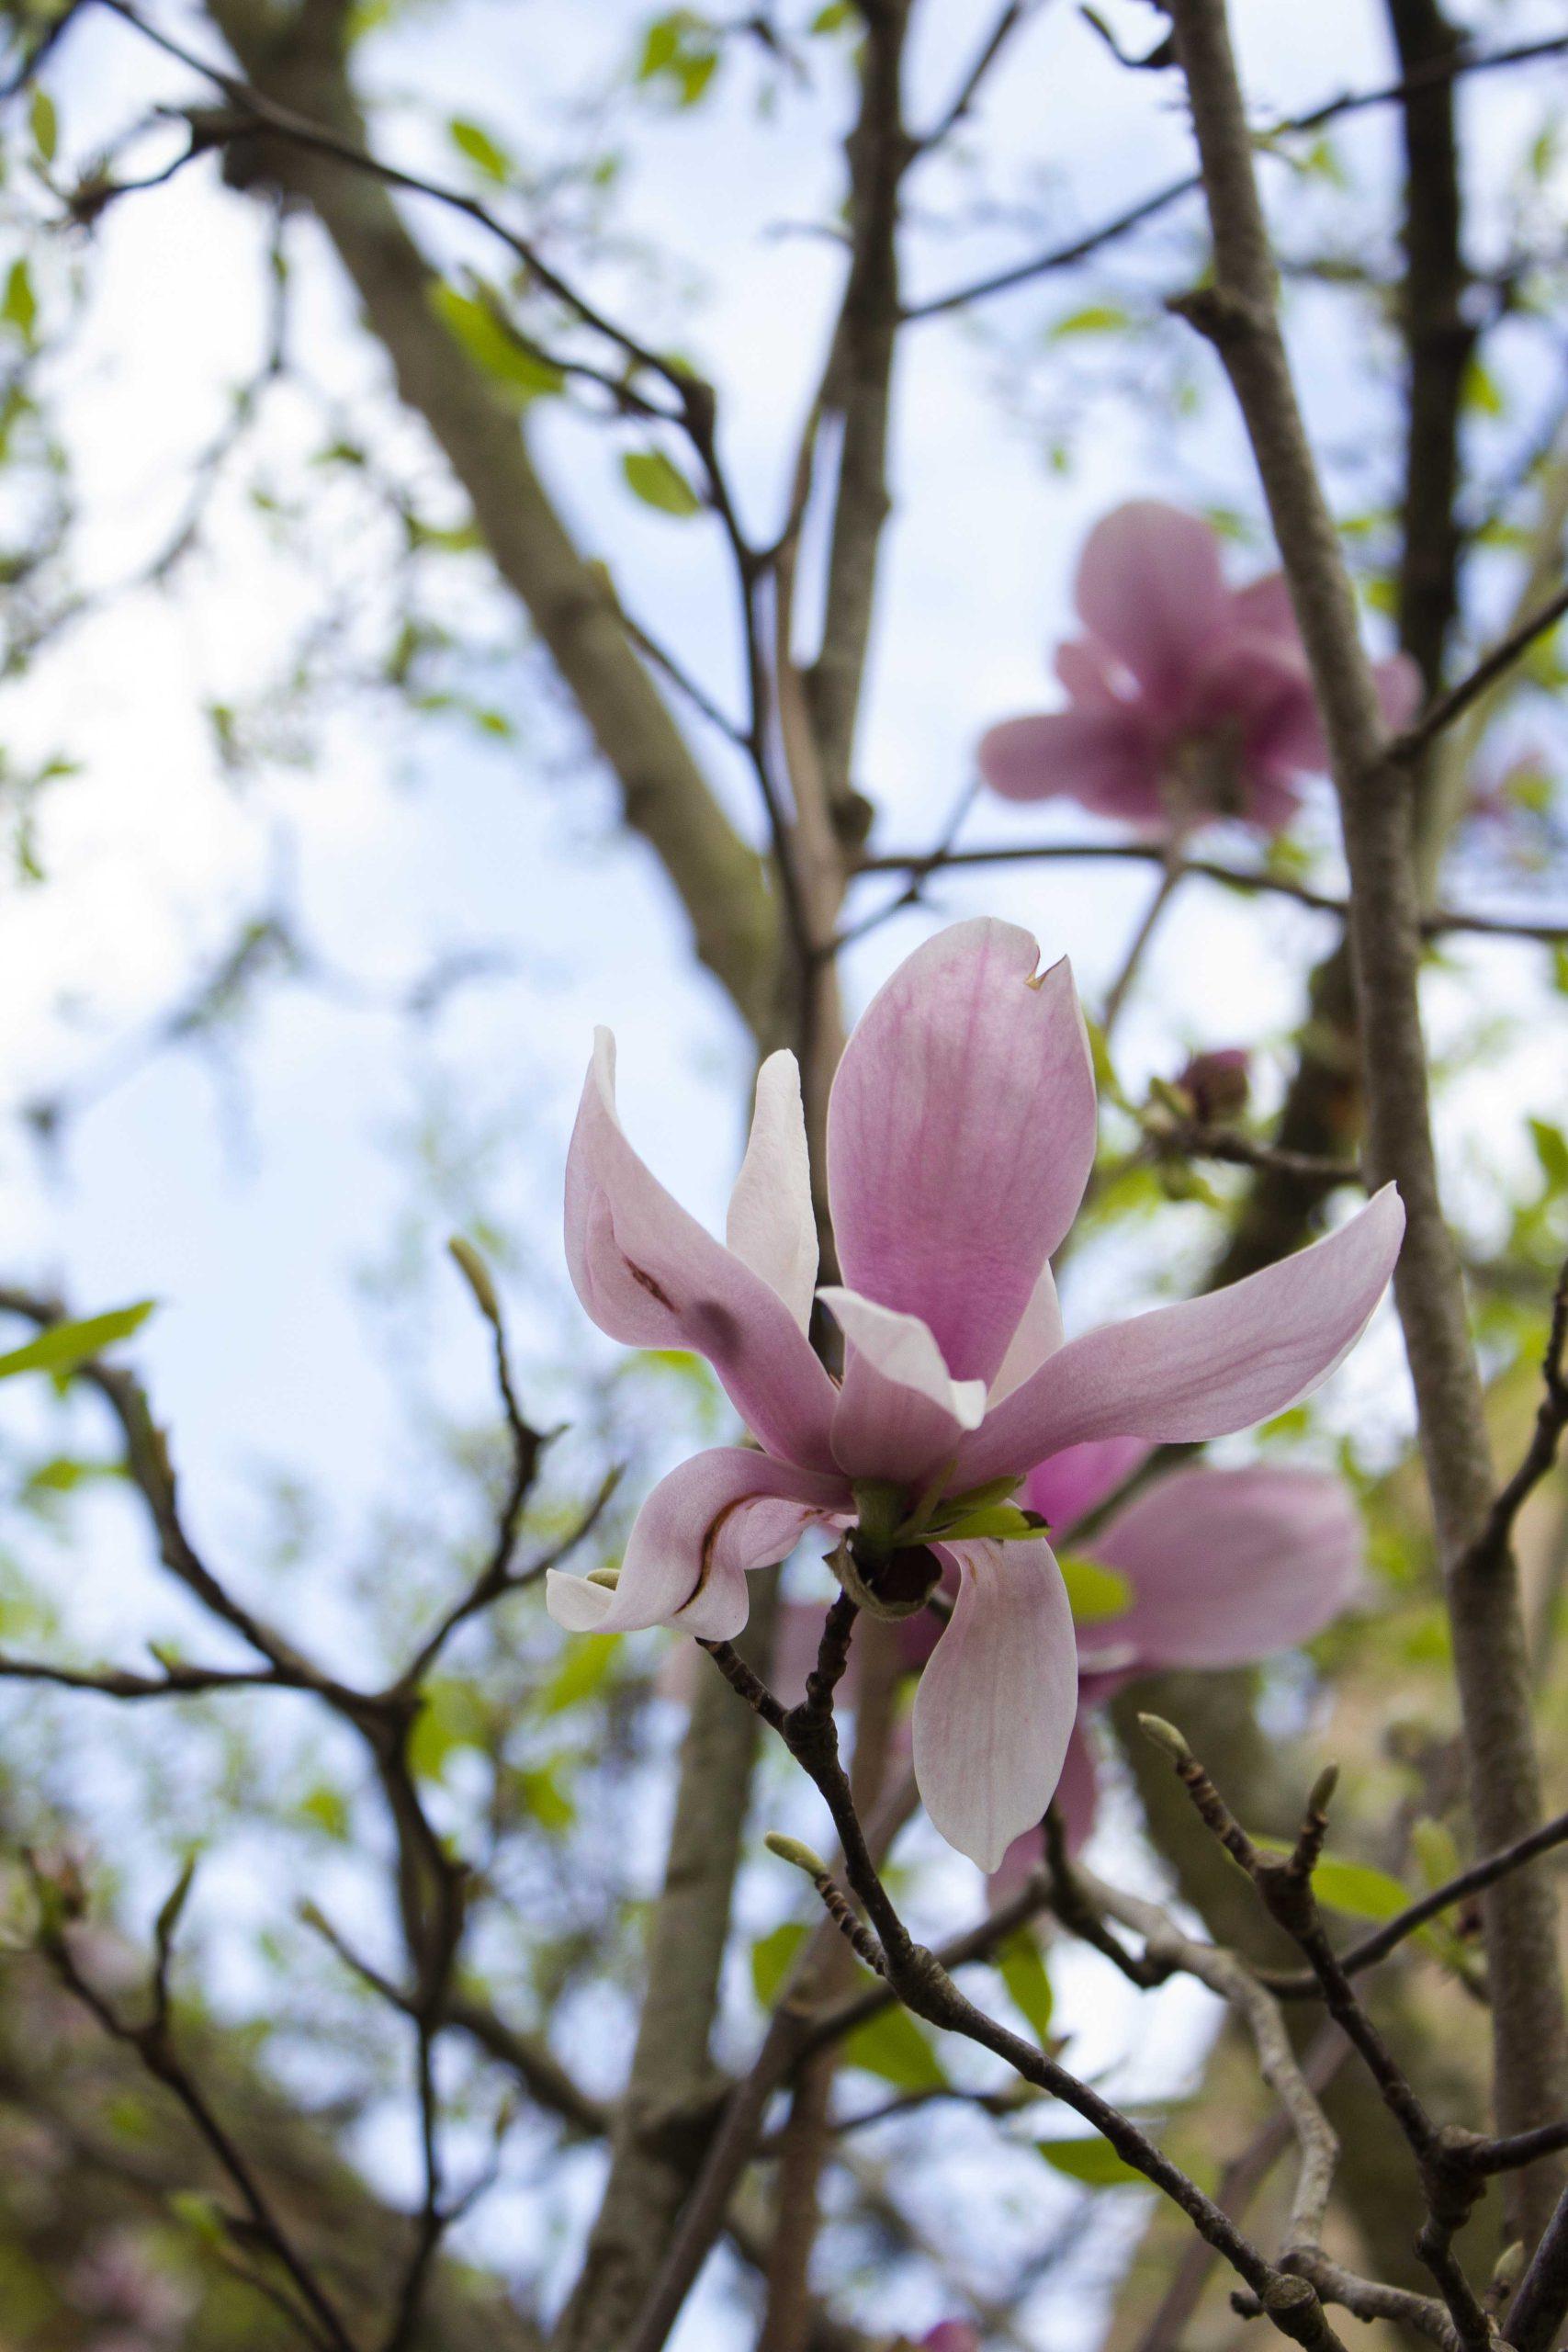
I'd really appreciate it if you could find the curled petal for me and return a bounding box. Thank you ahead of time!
[546,1447,851,1640]
[977,708,1163,822]
[1076,501,1228,710]
[726,1050,818,1335]
[989,1263,1066,1407]
[819,1287,987,1484]
[828,920,1097,1386]
[565,1031,837,1468]
[959,1185,1404,1487]
[1095,1464,1364,1669]
[911,1538,1078,1871]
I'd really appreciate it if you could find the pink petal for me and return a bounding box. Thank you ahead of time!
[988,1263,1065,1406]
[819,1287,987,1484]
[726,1050,818,1335]
[977,708,1165,823]
[1375,651,1423,732]
[989,1715,1100,1896]
[911,1538,1078,1871]
[1055,633,1129,708]
[546,1446,851,1639]
[1229,570,1299,643]
[1026,1434,1151,1534]
[828,920,1098,1386]
[1076,502,1229,709]
[565,1031,838,1469]
[957,1185,1404,1487]
[1095,1464,1364,1668]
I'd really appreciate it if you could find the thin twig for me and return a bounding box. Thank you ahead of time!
[905,32,1568,321]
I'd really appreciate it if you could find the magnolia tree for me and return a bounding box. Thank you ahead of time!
[4,4,1568,2352]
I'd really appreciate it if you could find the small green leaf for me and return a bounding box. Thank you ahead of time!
[810,0,854,27]
[998,1931,1054,2044]
[167,2189,227,2245]
[931,1502,1049,1544]
[751,1919,807,2007]
[299,1783,352,1839]
[1049,303,1132,340]
[539,1636,618,1716]
[1056,1552,1132,1624]
[1531,1118,1568,1192]
[1462,357,1505,419]
[2,258,36,341]
[1255,1840,1410,1923]
[843,2002,949,2092]
[1036,2134,1147,2188]
[514,1760,575,1833]
[447,117,513,182]
[430,282,565,405]
[621,448,703,517]
[29,86,56,165]
[0,1302,156,1384]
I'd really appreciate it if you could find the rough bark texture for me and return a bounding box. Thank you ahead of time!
[1167,0,1568,2242]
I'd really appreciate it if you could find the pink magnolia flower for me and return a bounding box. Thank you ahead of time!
[977,502,1421,835]
[987,1436,1365,1881]
[547,917,1403,1870]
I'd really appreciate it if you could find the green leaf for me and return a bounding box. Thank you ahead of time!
[1049,302,1132,340]
[514,1760,575,1834]
[750,1919,807,2007]
[998,1931,1054,2044]
[843,2002,948,2092]
[409,1677,491,1782]
[299,1783,352,1839]
[29,86,56,165]
[810,0,854,27]
[1056,1552,1131,1624]
[1036,2133,1147,2188]
[447,118,513,182]
[2,259,36,342]
[167,2189,227,2245]
[429,282,565,405]
[1531,1118,1568,1192]
[1462,357,1505,419]
[621,448,703,517]
[0,1302,156,1384]
[1255,1840,1410,1923]
[538,1636,618,1716]
[931,1502,1048,1544]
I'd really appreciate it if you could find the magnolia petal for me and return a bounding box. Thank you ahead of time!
[1375,651,1423,732]
[1076,501,1229,710]
[977,707,1161,822]
[1055,633,1129,709]
[1095,1464,1364,1668]
[989,1262,1066,1406]
[958,1185,1404,1487]
[988,1716,1100,1896]
[546,1446,851,1640]
[911,1538,1078,1871]
[726,1050,818,1335]
[1025,1434,1151,1534]
[1229,570,1299,643]
[820,1287,987,1484]
[828,920,1098,1386]
[564,1031,838,1468]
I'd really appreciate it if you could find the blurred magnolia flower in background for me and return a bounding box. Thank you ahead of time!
[549,918,1401,1868]
[977,501,1420,835]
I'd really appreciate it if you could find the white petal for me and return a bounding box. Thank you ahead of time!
[911,1539,1078,1871]
[727,1050,818,1335]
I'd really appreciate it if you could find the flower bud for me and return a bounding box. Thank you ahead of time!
[764,1832,829,1879]
[1177,1047,1250,1124]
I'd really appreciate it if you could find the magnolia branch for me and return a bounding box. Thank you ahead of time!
[854,838,1568,946]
